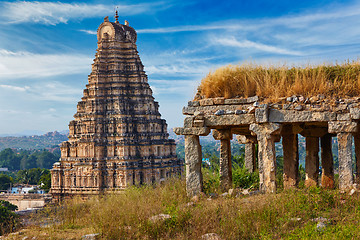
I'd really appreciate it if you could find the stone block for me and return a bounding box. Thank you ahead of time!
[328,121,357,133]
[337,113,351,121]
[350,108,360,120]
[255,108,269,123]
[204,114,255,127]
[188,101,200,107]
[199,99,214,106]
[183,117,194,128]
[192,119,205,127]
[173,127,210,136]
[268,109,336,123]
[213,97,225,105]
[212,129,232,140]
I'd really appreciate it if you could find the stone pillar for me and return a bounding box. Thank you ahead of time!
[305,136,319,187]
[185,135,203,197]
[250,123,281,193]
[354,133,360,186]
[237,135,256,172]
[329,121,357,190]
[321,134,334,189]
[282,126,299,189]
[213,129,232,191]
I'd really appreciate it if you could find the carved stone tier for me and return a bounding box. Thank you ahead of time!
[176,96,360,195]
[50,17,182,201]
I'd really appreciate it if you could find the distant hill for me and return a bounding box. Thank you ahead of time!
[0,131,68,150]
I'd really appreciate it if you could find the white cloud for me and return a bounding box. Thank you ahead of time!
[213,37,303,56]
[0,49,92,79]
[0,1,164,25]
[79,29,97,35]
[0,84,30,92]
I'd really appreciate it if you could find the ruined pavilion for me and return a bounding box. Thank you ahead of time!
[175,95,360,196]
[50,14,182,200]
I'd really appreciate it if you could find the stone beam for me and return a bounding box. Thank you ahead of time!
[305,136,319,187]
[185,135,203,197]
[269,109,336,123]
[321,134,334,189]
[173,127,210,136]
[281,125,300,189]
[205,115,255,127]
[329,121,357,190]
[213,129,233,191]
[250,123,281,193]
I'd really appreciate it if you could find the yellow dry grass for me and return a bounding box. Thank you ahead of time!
[197,62,360,101]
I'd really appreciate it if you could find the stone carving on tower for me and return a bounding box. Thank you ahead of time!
[50,15,182,200]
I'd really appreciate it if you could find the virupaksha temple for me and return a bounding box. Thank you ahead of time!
[175,92,360,197]
[50,14,182,200]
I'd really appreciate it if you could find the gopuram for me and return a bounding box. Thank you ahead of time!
[175,91,360,197]
[51,14,181,200]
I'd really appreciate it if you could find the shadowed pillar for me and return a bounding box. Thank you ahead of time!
[213,129,233,191]
[305,136,319,187]
[321,134,334,189]
[282,125,300,189]
[237,135,257,172]
[329,121,357,190]
[250,123,281,193]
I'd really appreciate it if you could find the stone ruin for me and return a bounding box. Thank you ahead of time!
[174,94,360,196]
[50,15,182,200]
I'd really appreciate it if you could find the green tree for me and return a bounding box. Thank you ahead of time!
[0,174,12,191]
[0,200,18,235]
[0,149,20,170]
[39,171,51,192]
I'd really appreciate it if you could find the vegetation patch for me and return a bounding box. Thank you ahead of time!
[197,62,360,101]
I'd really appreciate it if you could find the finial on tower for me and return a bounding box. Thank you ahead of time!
[104,16,109,22]
[125,20,129,26]
[115,7,119,23]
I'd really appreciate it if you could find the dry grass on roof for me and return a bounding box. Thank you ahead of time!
[197,62,360,101]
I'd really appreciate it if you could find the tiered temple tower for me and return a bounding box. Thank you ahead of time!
[50,15,181,200]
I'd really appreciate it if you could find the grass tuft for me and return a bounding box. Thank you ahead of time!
[197,62,360,101]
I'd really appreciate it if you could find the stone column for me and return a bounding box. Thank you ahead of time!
[185,135,203,197]
[213,129,232,191]
[237,135,256,172]
[329,121,358,190]
[282,125,299,189]
[305,136,319,187]
[321,134,334,189]
[354,133,360,186]
[250,123,281,193]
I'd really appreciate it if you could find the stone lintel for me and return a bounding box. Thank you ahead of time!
[255,108,269,123]
[213,129,232,140]
[205,114,255,127]
[328,121,357,133]
[250,123,281,137]
[268,109,336,123]
[173,127,210,136]
[337,113,351,121]
[236,135,257,144]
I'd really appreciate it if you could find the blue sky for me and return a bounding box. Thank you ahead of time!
[1,0,360,135]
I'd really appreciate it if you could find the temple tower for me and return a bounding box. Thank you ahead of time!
[50,16,182,200]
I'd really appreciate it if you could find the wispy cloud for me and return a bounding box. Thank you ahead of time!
[0,84,30,92]
[79,29,97,35]
[0,49,92,79]
[213,37,303,56]
[0,1,165,25]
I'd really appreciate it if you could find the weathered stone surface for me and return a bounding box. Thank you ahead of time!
[173,127,210,136]
[199,98,214,106]
[250,123,281,193]
[321,134,334,189]
[193,119,205,127]
[282,131,299,189]
[185,135,203,197]
[213,97,225,105]
[337,113,351,121]
[255,108,269,123]
[82,233,100,240]
[269,110,336,123]
[236,135,257,144]
[149,214,172,223]
[224,96,258,105]
[337,132,354,190]
[183,117,194,127]
[201,233,222,240]
[205,115,255,127]
[305,136,319,187]
[350,108,360,119]
[328,121,357,133]
[212,129,232,140]
[183,105,241,115]
[188,101,200,107]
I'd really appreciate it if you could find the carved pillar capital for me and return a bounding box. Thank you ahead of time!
[250,123,282,138]
[213,129,232,140]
